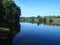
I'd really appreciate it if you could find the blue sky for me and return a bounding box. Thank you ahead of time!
[14,0,60,17]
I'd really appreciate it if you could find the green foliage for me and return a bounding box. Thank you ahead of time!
[37,15,40,18]
[49,18,53,23]
[42,18,46,23]
[0,0,21,24]
[0,0,21,33]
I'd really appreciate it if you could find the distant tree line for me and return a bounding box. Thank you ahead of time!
[20,15,60,25]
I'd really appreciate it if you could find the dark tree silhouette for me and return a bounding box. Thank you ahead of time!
[0,0,21,45]
[49,18,53,23]
[0,0,21,27]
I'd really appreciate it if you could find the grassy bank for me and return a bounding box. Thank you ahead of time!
[20,17,42,23]
[0,28,10,32]
[20,16,60,25]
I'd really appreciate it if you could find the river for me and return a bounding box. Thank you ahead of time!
[13,22,60,45]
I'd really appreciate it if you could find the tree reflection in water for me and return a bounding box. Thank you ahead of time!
[0,23,20,45]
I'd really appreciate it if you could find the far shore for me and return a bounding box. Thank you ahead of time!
[20,16,60,25]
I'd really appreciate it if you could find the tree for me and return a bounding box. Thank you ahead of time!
[0,0,21,29]
[37,15,40,18]
[1,0,20,22]
[49,18,53,23]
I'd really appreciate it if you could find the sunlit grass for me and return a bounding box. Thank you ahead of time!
[0,28,10,31]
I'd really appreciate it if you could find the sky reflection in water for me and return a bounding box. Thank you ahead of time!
[13,22,60,45]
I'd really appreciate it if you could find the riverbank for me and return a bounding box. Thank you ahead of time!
[20,16,60,25]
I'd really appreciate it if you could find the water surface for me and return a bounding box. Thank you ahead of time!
[13,22,60,45]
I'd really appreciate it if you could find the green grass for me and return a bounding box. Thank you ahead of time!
[45,18,60,25]
[0,28,10,32]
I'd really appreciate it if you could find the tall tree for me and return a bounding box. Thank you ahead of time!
[0,0,21,27]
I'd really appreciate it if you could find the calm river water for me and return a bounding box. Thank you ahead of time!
[13,22,60,45]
